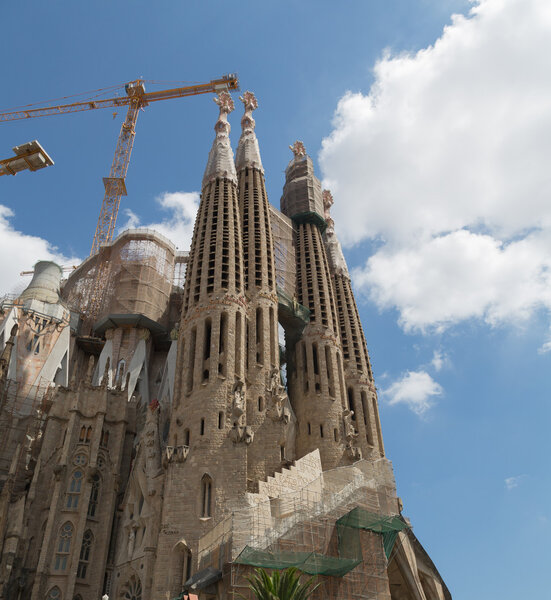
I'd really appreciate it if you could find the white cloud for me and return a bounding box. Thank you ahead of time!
[0,205,81,297]
[354,229,551,332]
[505,475,525,490]
[320,0,551,336]
[119,191,200,250]
[383,370,443,415]
[431,350,448,372]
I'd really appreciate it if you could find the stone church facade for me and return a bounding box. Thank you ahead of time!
[0,92,450,600]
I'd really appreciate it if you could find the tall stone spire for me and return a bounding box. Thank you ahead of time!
[155,90,248,599]
[281,143,358,469]
[202,91,237,187]
[235,92,293,485]
[235,91,263,172]
[322,190,384,457]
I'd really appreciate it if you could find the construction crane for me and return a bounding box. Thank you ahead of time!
[1,75,239,323]
[0,75,239,255]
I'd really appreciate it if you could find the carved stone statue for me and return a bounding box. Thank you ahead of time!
[230,380,251,443]
[267,368,290,423]
[127,527,136,559]
[343,409,358,441]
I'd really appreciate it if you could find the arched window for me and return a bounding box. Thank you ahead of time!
[85,426,92,443]
[66,470,83,509]
[47,587,62,600]
[121,575,142,600]
[73,595,83,600]
[54,522,73,570]
[79,426,86,442]
[77,529,93,579]
[201,475,213,518]
[88,473,100,517]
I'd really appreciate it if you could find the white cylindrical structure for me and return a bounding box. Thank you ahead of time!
[19,261,62,304]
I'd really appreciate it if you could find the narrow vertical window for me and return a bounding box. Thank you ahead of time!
[203,318,211,381]
[269,307,276,366]
[235,313,242,378]
[66,470,83,509]
[88,474,100,517]
[201,475,213,517]
[77,530,93,579]
[218,412,224,429]
[347,388,356,419]
[184,429,190,446]
[320,424,324,438]
[256,307,263,364]
[218,313,227,376]
[54,522,73,570]
[187,327,196,393]
[200,418,205,436]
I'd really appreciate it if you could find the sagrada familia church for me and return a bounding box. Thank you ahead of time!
[0,91,450,600]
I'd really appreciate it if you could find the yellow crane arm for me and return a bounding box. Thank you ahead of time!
[0,76,239,122]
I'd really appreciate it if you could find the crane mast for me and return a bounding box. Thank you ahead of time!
[0,74,239,322]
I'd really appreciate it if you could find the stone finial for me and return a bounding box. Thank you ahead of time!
[235,91,263,172]
[213,91,234,136]
[323,190,334,219]
[240,91,258,131]
[0,324,17,380]
[101,357,111,389]
[203,91,238,185]
[289,140,306,158]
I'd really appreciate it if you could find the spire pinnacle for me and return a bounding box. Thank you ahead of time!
[202,91,237,186]
[235,91,263,172]
[289,140,306,159]
[322,189,349,278]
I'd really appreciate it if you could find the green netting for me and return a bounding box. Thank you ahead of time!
[235,546,361,578]
[234,508,409,577]
[336,508,409,560]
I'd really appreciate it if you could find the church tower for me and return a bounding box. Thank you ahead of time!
[322,190,385,458]
[236,92,295,486]
[281,143,362,468]
[153,92,249,598]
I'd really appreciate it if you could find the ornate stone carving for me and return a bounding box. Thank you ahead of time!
[267,368,290,423]
[323,189,334,219]
[289,140,306,158]
[163,445,189,467]
[345,441,362,461]
[229,380,253,443]
[343,409,358,441]
[53,463,66,481]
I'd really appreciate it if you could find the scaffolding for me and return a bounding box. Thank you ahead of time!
[270,206,296,300]
[194,456,399,600]
[63,229,177,326]
[0,378,49,496]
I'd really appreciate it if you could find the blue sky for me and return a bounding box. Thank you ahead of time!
[1,1,550,598]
